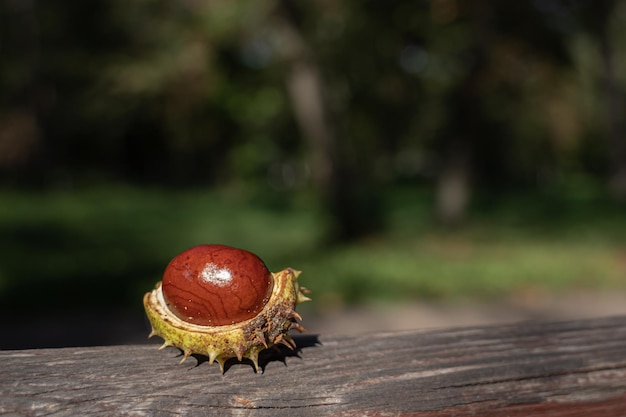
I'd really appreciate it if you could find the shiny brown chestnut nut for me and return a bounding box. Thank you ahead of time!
[143,244,310,373]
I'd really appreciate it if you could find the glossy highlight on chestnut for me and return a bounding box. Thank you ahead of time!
[143,244,311,373]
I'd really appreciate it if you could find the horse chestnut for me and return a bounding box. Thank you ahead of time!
[143,244,310,373]
[161,244,273,326]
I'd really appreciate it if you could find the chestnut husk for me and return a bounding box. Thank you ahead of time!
[144,268,310,373]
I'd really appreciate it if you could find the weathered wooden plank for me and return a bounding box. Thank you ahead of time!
[1,316,625,416]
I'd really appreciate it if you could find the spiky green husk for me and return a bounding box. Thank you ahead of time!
[144,268,310,373]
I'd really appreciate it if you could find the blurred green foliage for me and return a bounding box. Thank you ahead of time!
[2,0,626,189]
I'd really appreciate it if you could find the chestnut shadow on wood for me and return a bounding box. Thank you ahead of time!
[186,334,321,374]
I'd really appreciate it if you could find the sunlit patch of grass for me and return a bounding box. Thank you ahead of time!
[299,235,626,308]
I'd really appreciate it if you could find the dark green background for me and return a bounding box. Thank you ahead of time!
[1,1,625,349]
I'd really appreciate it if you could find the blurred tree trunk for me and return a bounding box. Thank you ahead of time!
[434,1,491,225]
[276,1,383,241]
[277,8,333,191]
[436,139,471,226]
[592,0,626,199]
[0,0,43,185]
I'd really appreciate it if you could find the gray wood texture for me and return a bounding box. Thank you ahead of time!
[1,316,626,416]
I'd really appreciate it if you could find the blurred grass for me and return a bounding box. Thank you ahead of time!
[0,184,625,317]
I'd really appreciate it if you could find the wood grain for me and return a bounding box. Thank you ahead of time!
[1,316,626,416]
